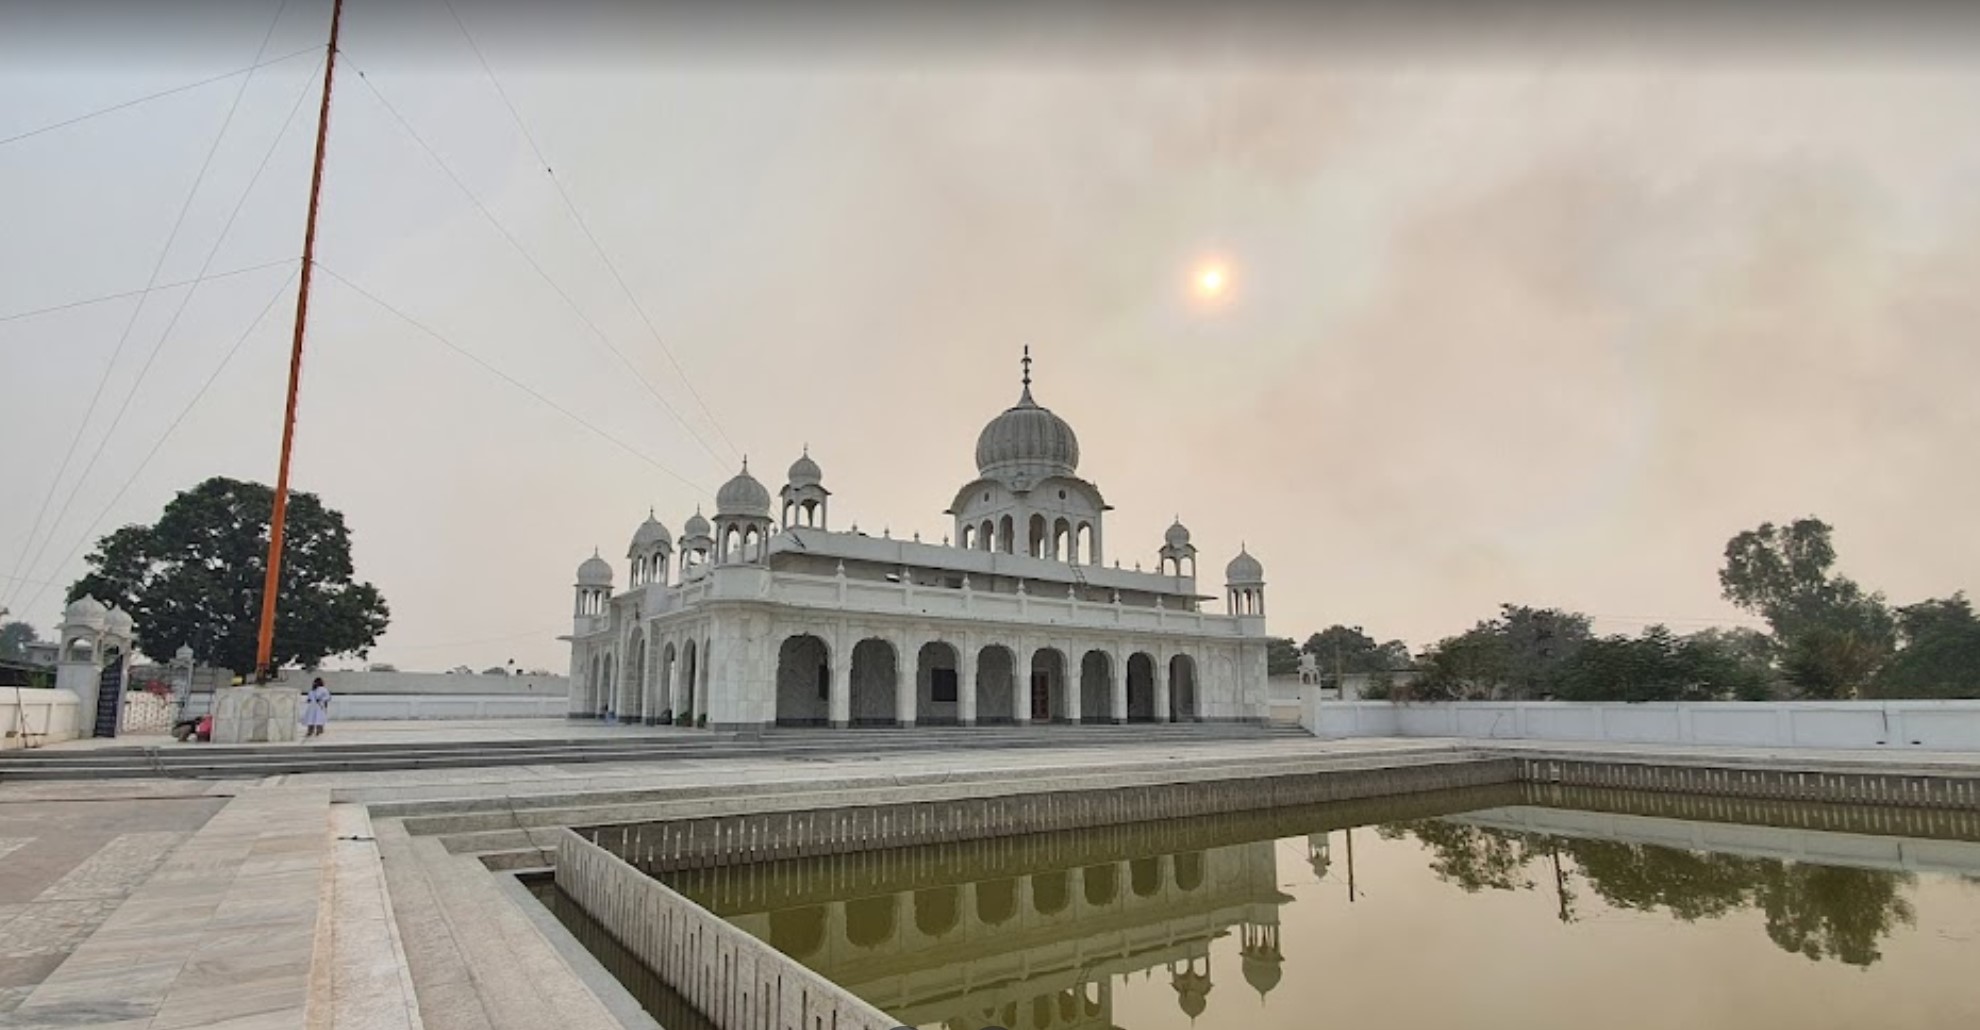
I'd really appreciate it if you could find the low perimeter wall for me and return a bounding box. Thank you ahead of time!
[1,688,81,750]
[331,695,569,720]
[315,670,569,697]
[1305,699,1980,751]
[556,830,900,1030]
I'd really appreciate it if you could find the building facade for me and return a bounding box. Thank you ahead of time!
[565,354,1269,730]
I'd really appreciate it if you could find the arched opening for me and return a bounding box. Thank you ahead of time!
[1130,857,1161,897]
[742,526,759,562]
[769,906,827,958]
[914,886,959,938]
[658,643,677,723]
[1053,518,1071,563]
[1078,650,1111,724]
[679,641,697,724]
[976,645,1016,725]
[960,523,975,549]
[775,635,830,726]
[976,878,1016,926]
[844,895,897,949]
[850,638,898,727]
[1174,851,1205,892]
[600,653,616,719]
[979,519,994,551]
[916,641,961,726]
[1126,653,1156,722]
[1170,654,1199,721]
[999,514,1015,554]
[1077,523,1095,564]
[1029,514,1048,558]
[1083,864,1118,907]
[1032,870,1069,915]
[722,525,741,563]
[1028,648,1067,723]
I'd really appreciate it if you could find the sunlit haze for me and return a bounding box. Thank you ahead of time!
[3,1,1978,672]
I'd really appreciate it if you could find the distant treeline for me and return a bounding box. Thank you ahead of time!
[1267,517,1979,702]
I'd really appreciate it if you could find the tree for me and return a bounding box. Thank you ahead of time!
[1868,594,1980,699]
[1302,625,1412,679]
[1416,623,1511,700]
[1720,518,1895,697]
[1265,637,1302,676]
[66,477,389,674]
[0,621,40,662]
[1497,605,1592,699]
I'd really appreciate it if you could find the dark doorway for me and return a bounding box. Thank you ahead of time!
[1031,672,1051,721]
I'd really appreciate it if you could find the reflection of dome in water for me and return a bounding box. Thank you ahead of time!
[1242,952,1283,997]
[1172,964,1213,1020]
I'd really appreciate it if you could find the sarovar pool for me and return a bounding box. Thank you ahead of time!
[537,784,1980,1029]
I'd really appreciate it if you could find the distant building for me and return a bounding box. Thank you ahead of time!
[565,352,1271,730]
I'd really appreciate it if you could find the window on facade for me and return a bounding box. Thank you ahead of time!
[931,668,958,703]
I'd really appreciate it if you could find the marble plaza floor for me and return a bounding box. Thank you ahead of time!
[0,721,1977,1029]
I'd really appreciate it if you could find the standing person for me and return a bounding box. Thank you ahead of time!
[302,677,332,738]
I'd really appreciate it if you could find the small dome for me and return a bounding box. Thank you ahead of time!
[1242,952,1283,997]
[1226,546,1264,583]
[64,595,108,628]
[683,509,712,539]
[576,552,614,587]
[716,461,772,516]
[787,448,822,489]
[1165,518,1192,549]
[104,606,134,638]
[629,513,672,554]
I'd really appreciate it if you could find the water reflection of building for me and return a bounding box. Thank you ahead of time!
[690,841,1292,1029]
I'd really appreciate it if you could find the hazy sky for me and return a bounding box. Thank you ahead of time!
[4,2,1979,671]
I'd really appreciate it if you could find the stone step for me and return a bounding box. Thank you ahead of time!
[0,723,1309,781]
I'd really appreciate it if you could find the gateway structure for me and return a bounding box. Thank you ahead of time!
[566,354,1269,730]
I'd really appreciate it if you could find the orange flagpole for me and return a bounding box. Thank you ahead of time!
[255,0,343,682]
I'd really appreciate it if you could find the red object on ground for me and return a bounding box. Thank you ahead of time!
[196,715,213,742]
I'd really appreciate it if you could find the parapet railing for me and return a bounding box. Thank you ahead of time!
[557,829,901,1030]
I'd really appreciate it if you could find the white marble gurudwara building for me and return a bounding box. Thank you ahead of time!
[564,353,1270,730]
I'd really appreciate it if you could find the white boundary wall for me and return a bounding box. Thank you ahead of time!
[330,695,570,720]
[314,670,568,697]
[1,688,81,749]
[1305,699,1980,751]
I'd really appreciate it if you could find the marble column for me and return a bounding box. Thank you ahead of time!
[959,653,978,727]
[829,642,852,729]
[1155,659,1172,724]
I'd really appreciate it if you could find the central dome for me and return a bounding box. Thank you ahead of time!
[975,383,1079,480]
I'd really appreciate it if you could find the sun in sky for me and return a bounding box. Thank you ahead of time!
[1191,258,1233,307]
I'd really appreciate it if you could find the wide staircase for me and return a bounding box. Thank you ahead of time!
[0,722,1311,782]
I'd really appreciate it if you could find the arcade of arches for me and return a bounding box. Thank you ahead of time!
[769,631,1201,727]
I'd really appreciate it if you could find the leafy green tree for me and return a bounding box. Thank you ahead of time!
[1301,625,1412,687]
[67,477,389,674]
[1265,636,1302,676]
[1497,605,1592,699]
[1868,594,1980,699]
[1557,626,1776,702]
[1415,622,1512,700]
[1720,518,1895,697]
[0,621,40,661]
